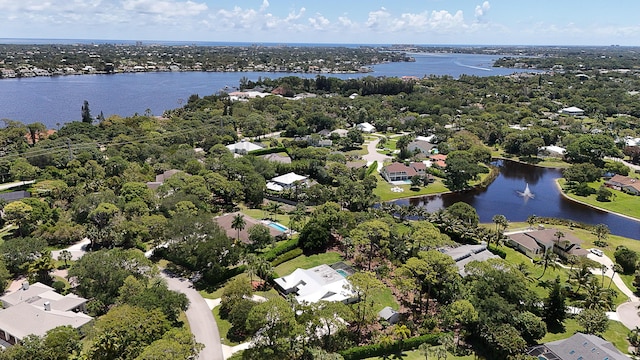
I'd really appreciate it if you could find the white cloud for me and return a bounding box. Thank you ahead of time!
[122,0,208,17]
[308,14,330,31]
[475,1,490,22]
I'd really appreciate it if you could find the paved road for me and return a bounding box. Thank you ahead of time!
[161,271,224,360]
[586,251,640,329]
[363,136,391,172]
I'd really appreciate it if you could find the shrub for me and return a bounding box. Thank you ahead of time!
[339,333,441,360]
[262,238,299,261]
[271,248,303,266]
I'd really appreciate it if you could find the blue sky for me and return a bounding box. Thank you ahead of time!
[1,0,639,45]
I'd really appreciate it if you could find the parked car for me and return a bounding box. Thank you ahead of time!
[590,248,604,257]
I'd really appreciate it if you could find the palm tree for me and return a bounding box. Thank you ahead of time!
[57,249,72,268]
[418,343,431,360]
[231,213,246,243]
[535,249,559,280]
[553,230,565,247]
[570,264,593,294]
[527,214,538,229]
[592,223,610,244]
[610,264,623,289]
[491,214,508,248]
[393,324,411,351]
[267,202,282,221]
[600,264,609,287]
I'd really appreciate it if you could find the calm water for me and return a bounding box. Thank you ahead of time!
[0,53,536,127]
[394,160,640,240]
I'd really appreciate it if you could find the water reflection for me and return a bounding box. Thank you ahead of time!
[394,160,640,240]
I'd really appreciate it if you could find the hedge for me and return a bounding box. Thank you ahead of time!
[366,161,378,176]
[262,238,300,262]
[247,146,287,156]
[339,333,442,360]
[271,248,303,266]
[489,246,507,259]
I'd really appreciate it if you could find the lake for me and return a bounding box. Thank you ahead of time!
[0,53,536,127]
[393,160,640,240]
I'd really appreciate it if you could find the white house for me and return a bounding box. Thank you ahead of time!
[538,145,566,158]
[0,282,92,345]
[356,122,376,133]
[273,264,357,304]
[225,139,265,155]
[559,106,585,116]
[266,172,308,192]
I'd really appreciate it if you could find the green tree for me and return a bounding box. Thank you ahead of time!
[57,250,72,268]
[2,200,33,236]
[592,223,609,244]
[299,219,332,254]
[0,236,47,275]
[543,276,567,331]
[348,271,385,339]
[446,202,479,227]
[596,186,613,202]
[491,214,508,247]
[443,151,484,191]
[535,249,559,280]
[614,246,637,274]
[245,297,302,359]
[87,304,170,360]
[248,224,273,250]
[565,134,620,166]
[27,253,55,285]
[43,325,82,360]
[82,100,92,123]
[576,308,609,335]
[135,328,201,360]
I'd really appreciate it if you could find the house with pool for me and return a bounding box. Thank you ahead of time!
[274,264,358,304]
[214,212,288,244]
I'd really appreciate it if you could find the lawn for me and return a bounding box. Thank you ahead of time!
[239,204,292,225]
[212,306,241,346]
[364,349,475,360]
[374,175,449,202]
[558,178,640,220]
[541,318,631,354]
[274,251,343,276]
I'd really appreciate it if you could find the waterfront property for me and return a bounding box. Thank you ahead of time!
[0,281,92,346]
[380,162,429,182]
[527,332,627,360]
[605,174,640,195]
[507,229,588,259]
[273,264,358,304]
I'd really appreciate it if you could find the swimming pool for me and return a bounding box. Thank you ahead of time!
[268,222,288,232]
[336,269,349,278]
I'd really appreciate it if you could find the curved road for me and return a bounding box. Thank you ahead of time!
[161,271,224,360]
[363,136,391,172]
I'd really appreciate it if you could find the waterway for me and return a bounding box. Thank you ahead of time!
[0,53,536,127]
[393,160,640,240]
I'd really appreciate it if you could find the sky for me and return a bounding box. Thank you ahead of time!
[1,0,640,46]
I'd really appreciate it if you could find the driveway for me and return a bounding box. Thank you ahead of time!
[586,251,640,329]
[160,271,224,360]
[51,238,91,261]
[362,136,391,172]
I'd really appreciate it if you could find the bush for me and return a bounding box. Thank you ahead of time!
[262,238,299,261]
[489,246,507,259]
[271,248,303,266]
[339,333,441,360]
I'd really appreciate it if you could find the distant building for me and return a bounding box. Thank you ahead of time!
[266,172,308,192]
[0,281,92,346]
[539,145,566,158]
[559,106,585,116]
[225,139,264,155]
[407,140,436,156]
[356,122,376,133]
[273,264,357,304]
[429,154,447,168]
[381,163,416,182]
[261,153,292,164]
[527,332,627,360]
[146,169,185,190]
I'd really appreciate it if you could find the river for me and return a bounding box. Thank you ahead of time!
[393,160,640,240]
[0,53,536,127]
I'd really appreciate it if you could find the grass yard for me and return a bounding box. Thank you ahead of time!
[374,174,449,202]
[369,286,399,313]
[364,349,475,360]
[558,178,640,220]
[239,204,292,225]
[274,251,343,276]
[212,306,241,346]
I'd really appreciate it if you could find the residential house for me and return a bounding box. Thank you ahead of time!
[538,145,566,158]
[225,139,265,155]
[605,174,640,195]
[527,332,627,360]
[146,169,185,190]
[507,229,588,259]
[429,154,447,168]
[356,122,376,133]
[440,244,500,276]
[0,282,92,346]
[214,212,286,244]
[266,172,309,192]
[559,106,585,116]
[381,163,417,182]
[261,153,292,164]
[407,140,436,156]
[273,264,357,304]
[330,129,349,138]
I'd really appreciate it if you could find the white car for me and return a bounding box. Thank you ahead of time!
[590,248,604,257]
